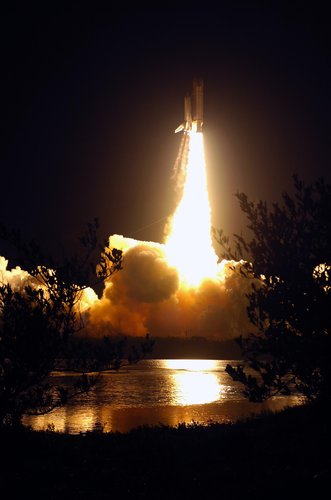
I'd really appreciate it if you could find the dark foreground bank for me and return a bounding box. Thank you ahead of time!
[1,404,330,500]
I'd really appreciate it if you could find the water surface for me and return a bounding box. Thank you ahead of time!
[23,359,300,433]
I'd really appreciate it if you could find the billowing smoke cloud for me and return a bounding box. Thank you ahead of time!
[84,235,254,340]
[0,240,254,340]
[0,255,98,315]
[0,256,31,290]
[1,125,255,342]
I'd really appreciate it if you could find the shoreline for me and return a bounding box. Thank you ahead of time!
[2,403,329,499]
[23,395,302,435]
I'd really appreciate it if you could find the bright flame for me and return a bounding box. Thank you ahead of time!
[165,131,218,285]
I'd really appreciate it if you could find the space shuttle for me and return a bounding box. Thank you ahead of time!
[175,79,203,133]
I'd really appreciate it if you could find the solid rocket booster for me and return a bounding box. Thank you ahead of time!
[175,79,204,133]
[184,94,192,130]
[192,78,203,132]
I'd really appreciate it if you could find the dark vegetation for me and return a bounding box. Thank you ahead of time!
[0,220,135,428]
[149,335,242,359]
[216,176,331,403]
[62,334,154,371]
[1,403,330,499]
[1,176,331,496]
[73,335,241,360]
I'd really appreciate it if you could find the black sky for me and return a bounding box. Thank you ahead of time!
[1,2,330,261]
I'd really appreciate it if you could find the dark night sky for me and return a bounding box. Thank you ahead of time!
[1,2,330,261]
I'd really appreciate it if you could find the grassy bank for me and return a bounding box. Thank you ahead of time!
[1,403,330,499]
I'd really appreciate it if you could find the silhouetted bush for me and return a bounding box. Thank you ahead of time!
[216,175,331,402]
[0,220,124,427]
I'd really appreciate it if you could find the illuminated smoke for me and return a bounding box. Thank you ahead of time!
[85,130,253,340]
[0,130,253,340]
[0,256,31,290]
[0,256,97,315]
[86,238,252,339]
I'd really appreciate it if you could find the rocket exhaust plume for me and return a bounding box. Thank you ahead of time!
[1,80,254,341]
[85,80,253,340]
[165,79,218,285]
[165,132,218,285]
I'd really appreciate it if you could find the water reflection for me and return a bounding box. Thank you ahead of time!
[164,359,218,372]
[163,360,221,405]
[172,372,221,405]
[25,406,99,434]
[23,359,301,434]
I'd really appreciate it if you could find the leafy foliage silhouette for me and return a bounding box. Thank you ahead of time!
[215,175,331,402]
[0,219,145,427]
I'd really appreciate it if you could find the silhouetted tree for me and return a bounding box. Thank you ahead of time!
[0,219,125,427]
[215,175,331,403]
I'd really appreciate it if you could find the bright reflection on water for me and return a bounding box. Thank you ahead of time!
[23,359,301,434]
[165,359,218,371]
[165,360,221,405]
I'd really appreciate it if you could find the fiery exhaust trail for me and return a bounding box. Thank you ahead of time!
[0,80,254,341]
[165,131,218,286]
